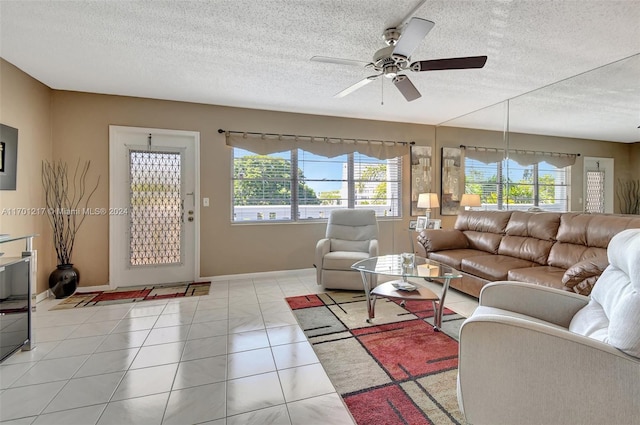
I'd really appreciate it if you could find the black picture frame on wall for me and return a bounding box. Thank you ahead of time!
[0,124,18,190]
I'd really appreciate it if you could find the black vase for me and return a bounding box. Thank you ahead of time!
[49,264,80,299]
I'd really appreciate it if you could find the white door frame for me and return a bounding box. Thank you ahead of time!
[108,125,200,288]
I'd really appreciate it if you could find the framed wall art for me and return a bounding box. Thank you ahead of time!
[441,147,463,215]
[0,124,18,191]
[410,145,432,216]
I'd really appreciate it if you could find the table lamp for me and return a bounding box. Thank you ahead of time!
[460,194,482,210]
[417,193,439,223]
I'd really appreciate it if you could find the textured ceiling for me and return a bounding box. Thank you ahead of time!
[1,0,639,142]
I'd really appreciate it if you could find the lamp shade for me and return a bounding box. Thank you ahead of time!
[417,193,440,209]
[460,194,482,207]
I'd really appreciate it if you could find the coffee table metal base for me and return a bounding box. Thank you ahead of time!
[360,274,452,331]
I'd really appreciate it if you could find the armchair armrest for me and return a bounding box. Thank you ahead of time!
[479,281,589,328]
[458,314,640,425]
[368,239,379,257]
[315,238,330,283]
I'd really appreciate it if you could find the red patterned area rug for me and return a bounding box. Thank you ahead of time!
[286,291,466,425]
[50,281,211,310]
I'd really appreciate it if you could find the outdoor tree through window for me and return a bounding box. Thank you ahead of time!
[232,148,402,221]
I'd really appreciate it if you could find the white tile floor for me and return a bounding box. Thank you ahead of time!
[0,269,478,425]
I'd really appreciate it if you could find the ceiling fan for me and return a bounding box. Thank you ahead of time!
[311,0,487,102]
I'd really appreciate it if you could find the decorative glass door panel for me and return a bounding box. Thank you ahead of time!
[129,150,183,266]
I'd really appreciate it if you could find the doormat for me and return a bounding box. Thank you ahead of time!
[50,281,211,310]
[286,291,466,425]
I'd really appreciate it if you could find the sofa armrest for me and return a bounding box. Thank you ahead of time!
[458,314,640,425]
[479,281,589,328]
[562,256,609,296]
[417,229,468,252]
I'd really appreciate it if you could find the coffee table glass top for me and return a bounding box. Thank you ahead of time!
[351,254,462,279]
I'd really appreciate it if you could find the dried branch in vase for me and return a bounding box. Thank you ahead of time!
[42,159,100,265]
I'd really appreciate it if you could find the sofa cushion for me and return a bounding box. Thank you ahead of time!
[331,238,369,252]
[461,255,535,281]
[556,213,640,248]
[498,235,555,265]
[455,210,513,233]
[568,301,609,341]
[547,242,606,270]
[464,231,503,254]
[507,266,566,289]
[323,250,370,271]
[427,249,487,270]
[505,211,561,241]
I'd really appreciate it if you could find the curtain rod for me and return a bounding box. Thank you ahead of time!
[459,144,580,157]
[219,129,415,145]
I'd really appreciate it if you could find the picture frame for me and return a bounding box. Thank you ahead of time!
[0,124,18,191]
[410,145,433,216]
[415,216,428,231]
[409,220,418,230]
[427,219,442,230]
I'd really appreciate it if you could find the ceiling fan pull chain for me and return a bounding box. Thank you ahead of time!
[381,78,384,106]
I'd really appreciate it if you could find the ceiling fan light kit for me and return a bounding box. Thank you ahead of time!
[312,0,488,102]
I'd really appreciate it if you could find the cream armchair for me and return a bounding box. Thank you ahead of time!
[457,228,640,425]
[315,209,378,290]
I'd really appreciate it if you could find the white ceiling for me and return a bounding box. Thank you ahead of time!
[1,0,639,143]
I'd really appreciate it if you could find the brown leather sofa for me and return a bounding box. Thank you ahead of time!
[416,210,640,298]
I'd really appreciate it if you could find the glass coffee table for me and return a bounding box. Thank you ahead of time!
[351,254,462,331]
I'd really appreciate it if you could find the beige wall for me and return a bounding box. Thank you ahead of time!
[0,59,55,294]
[632,143,640,180]
[3,58,637,292]
[51,91,435,286]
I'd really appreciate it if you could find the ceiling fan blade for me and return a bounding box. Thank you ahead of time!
[310,56,369,67]
[391,17,434,60]
[393,75,421,102]
[396,0,428,29]
[334,76,378,98]
[410,56,488,72]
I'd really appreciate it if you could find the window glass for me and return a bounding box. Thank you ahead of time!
[232,148,402,222]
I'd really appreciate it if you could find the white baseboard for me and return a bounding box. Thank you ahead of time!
[206,267,315,282]
[35,290,52,304]
[76,284,112,292]
[35,284,112,304]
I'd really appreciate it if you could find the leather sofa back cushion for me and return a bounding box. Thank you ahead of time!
[505,211,561,241]
[548,242,606,269]
[455,210,513,234]
[556,213,640,248]
[464,231,503,254]
[498,235,554,265]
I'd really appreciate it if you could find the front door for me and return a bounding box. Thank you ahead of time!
[109,125,200,287]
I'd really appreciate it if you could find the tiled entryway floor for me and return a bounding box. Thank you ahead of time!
[0,269,478,425]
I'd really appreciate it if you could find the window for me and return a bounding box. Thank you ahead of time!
[232,148,402,222]
[465,158,570,212]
